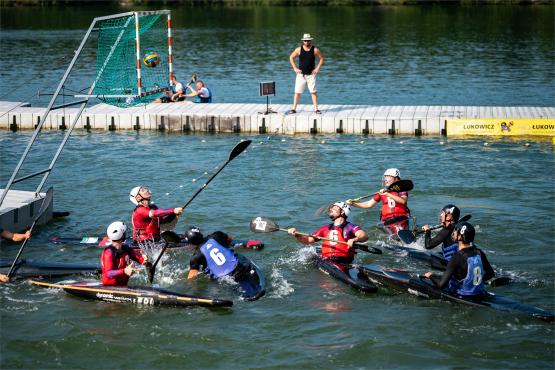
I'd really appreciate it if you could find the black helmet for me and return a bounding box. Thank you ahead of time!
[453,222,475,243]
[440,204,460,223]
[207,231,232,247]
[184,226,204,245]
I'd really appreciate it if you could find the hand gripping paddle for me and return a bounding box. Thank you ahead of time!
[249,216,382,255]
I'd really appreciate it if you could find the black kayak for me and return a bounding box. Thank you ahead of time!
[30,279,233,308]
[360,264,554,322]
[49,235,264,250]
[315,257,378,293]
[232,254,266,301]
[0,258,99,279]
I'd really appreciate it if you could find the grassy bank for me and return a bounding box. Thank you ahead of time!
[2,0,552,7]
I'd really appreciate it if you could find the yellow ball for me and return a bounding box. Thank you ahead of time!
[143,52,160,68]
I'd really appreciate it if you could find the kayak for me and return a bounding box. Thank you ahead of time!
[360,264,554,322]
[0,258,99,279]
[232,254,266,301]
[49,235,264,250]
[30,279,233,308]
[382,240,512,286]
[315,257,378,293]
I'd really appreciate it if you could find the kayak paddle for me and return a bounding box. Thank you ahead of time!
[148,140,251,283]
[397,214,472,245]
[6,187,53,279]
[314,179,414,217]
[147,230,181,283]
[249,216,382,255]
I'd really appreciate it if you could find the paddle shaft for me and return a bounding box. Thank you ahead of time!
[150,141,251,281]
[285,228,370,251]
[182,161,232,210]
[416,214,472,235]
[7,188,53,278]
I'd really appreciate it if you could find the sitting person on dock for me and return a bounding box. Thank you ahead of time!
[347,168,410,235]
[287,202,368,265]
[101,221,151,286]
[0,228,31,243]
[130,186,183,243]
[185,227,240,280]
[155,74,187,103]
[0,228,32,282]
[423,222,494,296]
[186,80,212,103]
[422,204,460,258]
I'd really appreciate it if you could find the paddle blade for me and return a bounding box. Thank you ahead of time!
[356,244,383,255]
[250,217,279,233]
[314,202,334,217]
[161,230,181,244]
[397,229,417,244]
[229,140,251,161]
[487,276,512,287]
[459,214,472,223]
[145,262,155,284]
[387,179,413,193]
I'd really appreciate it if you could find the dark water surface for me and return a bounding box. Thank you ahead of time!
[1,132,554,369]
[1,4,554,370]
[0,4,553,106]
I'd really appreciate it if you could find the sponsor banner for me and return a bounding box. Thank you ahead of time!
[447,118,555,136]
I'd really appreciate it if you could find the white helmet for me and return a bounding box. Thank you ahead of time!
[383,168,401,178]
[107,221,127,241]
[129,186,151,206]
[332,201,351,217]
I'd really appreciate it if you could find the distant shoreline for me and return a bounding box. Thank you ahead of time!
[2,0,552,7]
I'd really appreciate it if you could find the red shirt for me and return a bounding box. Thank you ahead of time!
[312,222,360,260]
[101,246,145,286]
[373,191,409,221]
[132,205,174,242]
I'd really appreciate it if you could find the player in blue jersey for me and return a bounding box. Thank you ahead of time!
[185,227,240,280]
[424,222,495,296]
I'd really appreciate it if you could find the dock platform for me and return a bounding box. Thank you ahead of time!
[1,101,554,135]
[0,189,52,234]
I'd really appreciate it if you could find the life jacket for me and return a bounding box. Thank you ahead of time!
[441,243,459,261]
[101,246,132,286]
[132,205,160,242]
[376,192,410,222]
[196,88,212,103]
[320,222,356,260]
[200,238,238,278]
[448,253,486,296]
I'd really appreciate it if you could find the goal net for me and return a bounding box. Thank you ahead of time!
[92,10,172,107]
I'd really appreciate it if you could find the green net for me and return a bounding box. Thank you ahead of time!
[93,12,170,108]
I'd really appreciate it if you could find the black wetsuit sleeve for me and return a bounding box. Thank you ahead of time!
[479,249,495,281]
[434,253,461,289]
[189,251,207,271]
[424,228,450,250]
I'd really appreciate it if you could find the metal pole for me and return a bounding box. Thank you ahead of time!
[0,18,99,207]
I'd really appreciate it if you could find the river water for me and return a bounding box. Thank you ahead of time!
[1,4,554,370]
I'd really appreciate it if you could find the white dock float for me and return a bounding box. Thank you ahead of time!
[0,189,52,233]
[1,101,554,135]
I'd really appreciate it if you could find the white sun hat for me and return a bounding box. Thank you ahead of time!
[301,33,314,41]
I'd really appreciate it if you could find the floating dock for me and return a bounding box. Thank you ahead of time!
[0,189,52,234]
[1,101,553,136]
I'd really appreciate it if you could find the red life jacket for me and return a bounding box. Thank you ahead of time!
[315,222,357,260]
[101,246,144,286]
[132,205,161,242]
[374,192,410,221]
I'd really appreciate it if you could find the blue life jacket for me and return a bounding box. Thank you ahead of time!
[200,238,238,278]
[441,243,459,261]
[448,254,486,296]
[195,88,212,103]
